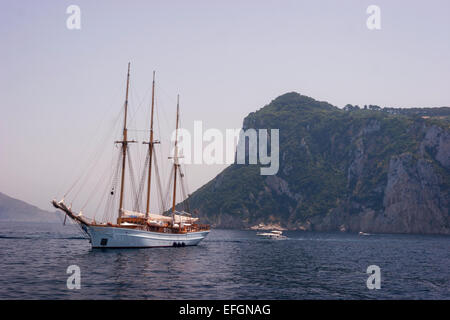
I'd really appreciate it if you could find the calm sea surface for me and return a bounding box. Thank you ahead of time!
[0,221,448,299]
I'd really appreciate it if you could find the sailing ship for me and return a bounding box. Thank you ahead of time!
[52,63,210,248]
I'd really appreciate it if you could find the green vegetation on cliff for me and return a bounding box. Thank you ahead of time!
[187,92,450,234]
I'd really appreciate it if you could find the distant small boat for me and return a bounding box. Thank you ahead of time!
[358,231,371,236]
[257,230,287,239]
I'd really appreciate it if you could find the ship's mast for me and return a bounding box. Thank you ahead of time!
[117,63,133,222]
[143,71,158,218]
[171,95,180,222]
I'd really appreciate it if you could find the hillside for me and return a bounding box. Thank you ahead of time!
[186,92,450,234]
[0,192,59,222]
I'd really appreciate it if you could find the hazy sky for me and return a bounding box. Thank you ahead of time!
[1,0,449,213]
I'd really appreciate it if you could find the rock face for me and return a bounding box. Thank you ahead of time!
[421,125,450,168]
[186,93,450,234]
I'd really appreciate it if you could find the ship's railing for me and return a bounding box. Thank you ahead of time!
[115,217,210,232]
[117,217,148,225]
[185,224,210,232]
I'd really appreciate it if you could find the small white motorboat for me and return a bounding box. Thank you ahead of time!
[256,230,287,239]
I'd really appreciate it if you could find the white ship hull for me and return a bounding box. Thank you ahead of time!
[84,225,210,248]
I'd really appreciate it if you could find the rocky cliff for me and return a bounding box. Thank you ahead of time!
[186,93,450,234]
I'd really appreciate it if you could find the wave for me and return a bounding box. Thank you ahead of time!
[0,235,86,240]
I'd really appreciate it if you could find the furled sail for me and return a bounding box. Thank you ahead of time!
[122,209,199,224]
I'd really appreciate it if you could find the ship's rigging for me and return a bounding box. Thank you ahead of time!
[56,64,194,226]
